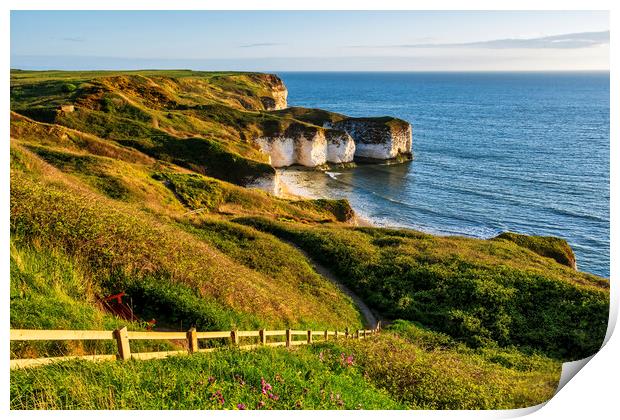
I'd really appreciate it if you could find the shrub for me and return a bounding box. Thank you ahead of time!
[494,232,576,268]
[61,83,77,93]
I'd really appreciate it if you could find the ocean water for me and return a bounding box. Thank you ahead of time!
[277,72,610,278]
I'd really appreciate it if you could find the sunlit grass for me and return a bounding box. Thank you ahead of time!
[236,217,609,360]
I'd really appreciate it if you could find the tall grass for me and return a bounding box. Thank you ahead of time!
[10,345,403,410]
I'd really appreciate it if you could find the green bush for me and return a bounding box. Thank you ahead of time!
[61,83,77,93]
[153,172,225,211]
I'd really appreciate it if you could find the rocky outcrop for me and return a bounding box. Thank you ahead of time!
[266,107,413,166]
[254,123,355,168]
[327,117,412,161]
[257,74,288,110]
[253,83,413,168]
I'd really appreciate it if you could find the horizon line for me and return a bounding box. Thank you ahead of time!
[10,68,611,73]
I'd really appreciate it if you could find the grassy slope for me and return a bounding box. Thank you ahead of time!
[10,150,363,333]
[10,111,366,341]
[9,70,608,409]
[11,70,283,185]
[236,217,609,360]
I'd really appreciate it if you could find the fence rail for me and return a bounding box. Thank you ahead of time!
[10,325,379,370]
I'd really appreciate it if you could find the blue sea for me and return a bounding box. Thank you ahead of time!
[277,72,610,278]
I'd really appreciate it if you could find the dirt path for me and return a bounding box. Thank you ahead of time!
[285,241,378,329]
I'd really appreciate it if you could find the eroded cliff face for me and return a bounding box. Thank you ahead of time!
[327,118,413,161]
[257,74,288,110]
[254,124,355,168]
[326,130,356,164]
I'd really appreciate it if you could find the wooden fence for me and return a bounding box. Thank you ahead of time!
[10,326,379,370]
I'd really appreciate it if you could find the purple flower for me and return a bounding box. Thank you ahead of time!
[211,390,225,405]
[237,403,246,410]
[260,377,272,394]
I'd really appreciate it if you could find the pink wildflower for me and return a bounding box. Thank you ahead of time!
[211,390,225,405]
[237,403,246,410]
[260,377,272,394]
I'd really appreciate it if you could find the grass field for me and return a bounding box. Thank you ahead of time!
[10,322,560,410]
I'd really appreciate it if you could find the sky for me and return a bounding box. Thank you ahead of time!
[10,11,610,71]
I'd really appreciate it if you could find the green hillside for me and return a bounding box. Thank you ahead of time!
[9,70,609,410]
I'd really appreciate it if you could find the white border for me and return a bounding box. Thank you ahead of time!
[2,1,616,419]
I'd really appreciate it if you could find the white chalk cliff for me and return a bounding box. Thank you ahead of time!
[254,117,411,168]
[327,118,413,161]
[255,126,355,168]
[326,130,356,164]
[252,80,412,168]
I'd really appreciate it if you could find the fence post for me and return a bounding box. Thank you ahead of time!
[286,329,292,347]
[356,330,361,339]
[377,320,381,331]
[231,330,239,346]
[113,326,131,360]
[187,327,198,354]
[345,327,349,339]
[307,330,312,344]
[334,330,338,340]
[259,329,266,345]
[363,330,367,339]
[324,330,328,341]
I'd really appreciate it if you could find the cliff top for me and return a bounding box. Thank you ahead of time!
[271,106,411,130]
